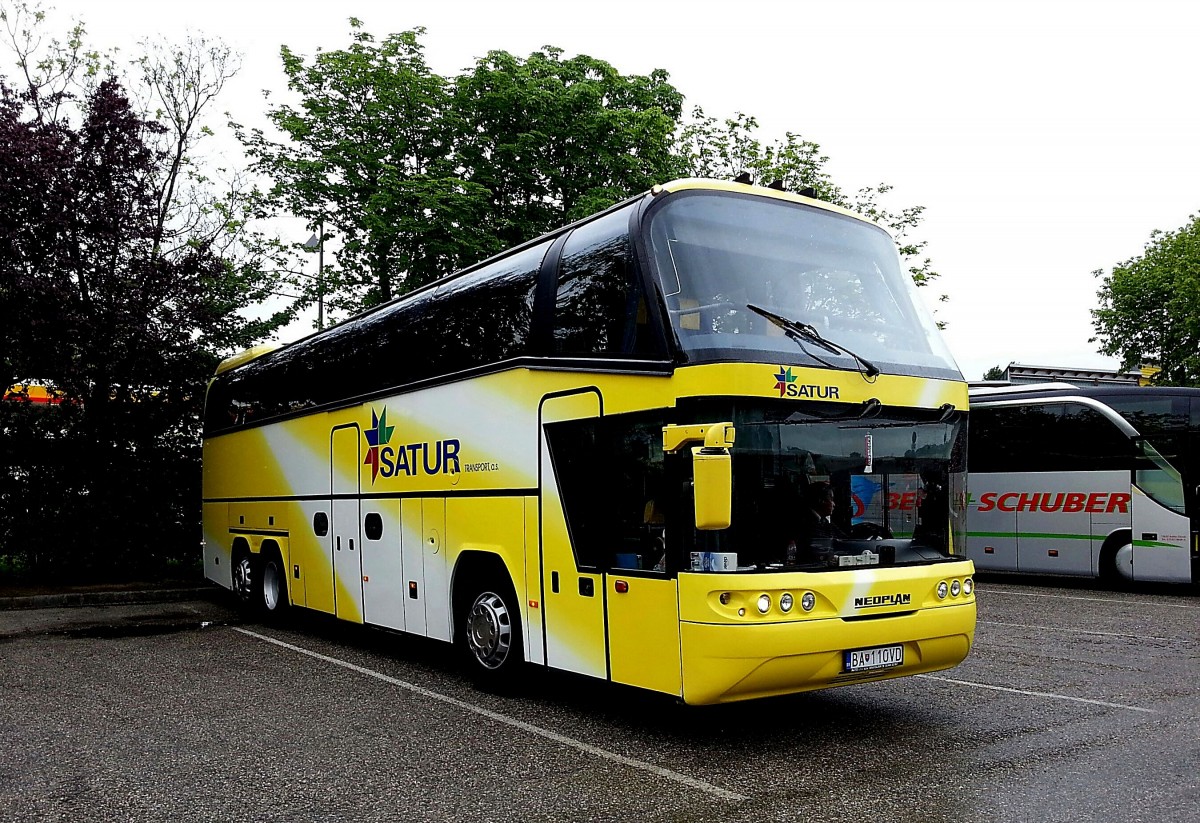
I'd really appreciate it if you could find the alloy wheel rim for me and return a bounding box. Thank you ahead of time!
[262,561,280,610]
[467,592,512,670]
[233,556,253,600]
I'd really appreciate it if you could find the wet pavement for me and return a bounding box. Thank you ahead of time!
[0,577,1196,822]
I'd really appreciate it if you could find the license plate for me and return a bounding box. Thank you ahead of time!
[844,644,904,673]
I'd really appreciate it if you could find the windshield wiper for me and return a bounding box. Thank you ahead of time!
[747,304,880,379]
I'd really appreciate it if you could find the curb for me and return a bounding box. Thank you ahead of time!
[0,586,224,611]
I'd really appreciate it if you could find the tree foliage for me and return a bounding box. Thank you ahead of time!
[241,22,941,322]
[238,24,687,317]
[982,365,1006,381]
[1091,215,1200,386]
[452,47,684,250]
[234,23,490,312]
[0,3,286,581]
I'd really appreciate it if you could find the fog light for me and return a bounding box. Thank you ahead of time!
[757,594,771,614]
[950,579,961,597]
[780,593,794,612]
[801,592,816,611]
[937,581,948,599]
[719,592,732,605]
[963,578,974,596]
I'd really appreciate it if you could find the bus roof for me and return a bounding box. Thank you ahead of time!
[970,383,1200,403]
[215,177,880,379]
[215,343,281,375]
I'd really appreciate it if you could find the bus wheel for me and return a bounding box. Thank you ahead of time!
[1100,531,1134,583]
[260,551,289,616]
[462,586,523,685]
[231,549,255,606]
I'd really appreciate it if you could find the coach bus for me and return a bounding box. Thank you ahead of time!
[967,383,1199,584]
[202,177,976,705]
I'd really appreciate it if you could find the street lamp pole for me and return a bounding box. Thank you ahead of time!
[317,219,324,330]
[304,220,325,329]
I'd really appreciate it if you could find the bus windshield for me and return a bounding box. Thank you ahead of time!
[677,399,967,571]
[645,191,961,380]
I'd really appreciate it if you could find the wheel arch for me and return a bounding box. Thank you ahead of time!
[451,550,521,646]
[1098,527,1134,581]
[258,538,290,613]
[231,535,252,558]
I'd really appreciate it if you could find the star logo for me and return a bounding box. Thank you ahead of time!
[364,407,395,482]
[773,366,797,397]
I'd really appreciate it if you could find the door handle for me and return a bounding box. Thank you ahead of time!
[336,536,341,552]
[349,539,355,552]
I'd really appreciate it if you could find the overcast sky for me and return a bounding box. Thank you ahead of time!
[15,0,1200,380]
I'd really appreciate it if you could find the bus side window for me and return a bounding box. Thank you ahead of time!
[1057,404,1134,470]
[553,209,664,359]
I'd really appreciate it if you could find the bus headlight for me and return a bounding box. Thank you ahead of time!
[951,580,962,597]
[801,592,816,611]
[779,593,794,613]
[937,581,949,599]
[757,594,771,614]
[963,578,974,596]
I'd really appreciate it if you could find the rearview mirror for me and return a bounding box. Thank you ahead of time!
[692,447,731,530]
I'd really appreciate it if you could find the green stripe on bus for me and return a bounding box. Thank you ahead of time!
[968,532,1179,549]
[967,531,1099,541]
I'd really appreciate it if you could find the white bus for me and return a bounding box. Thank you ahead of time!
[966,383,1199,584]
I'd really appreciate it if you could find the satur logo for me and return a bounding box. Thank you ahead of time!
[363,406,461,484]
[772,366,841,400]
[364,407,395,483]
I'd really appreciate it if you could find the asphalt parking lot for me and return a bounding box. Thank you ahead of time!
[1,577,1196,822]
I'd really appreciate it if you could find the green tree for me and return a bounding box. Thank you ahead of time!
[239,24,686,317]
[243,20,937,321]
[235,21,494,314]
[1092,215,1200,386]
[982,365,1007,381]
[1,3,288,581]
[452,47,684,251]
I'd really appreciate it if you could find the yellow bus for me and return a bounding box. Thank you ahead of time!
[202,178,976,704]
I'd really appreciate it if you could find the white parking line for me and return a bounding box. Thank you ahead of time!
[977,588,1198,609]
[978,618,1195,644]
[233,627,747,803]
[916,673,1157,713]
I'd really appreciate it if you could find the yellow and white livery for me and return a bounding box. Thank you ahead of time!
[203,178,976,704]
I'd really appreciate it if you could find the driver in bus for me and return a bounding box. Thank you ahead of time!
[912,468,948,549]
[790,481,846,563]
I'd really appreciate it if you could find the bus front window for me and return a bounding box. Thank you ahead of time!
[644,191,962,381]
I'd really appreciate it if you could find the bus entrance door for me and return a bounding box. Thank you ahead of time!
[537,391,607,680]
[331,425,364,623]
[1130,484,1192,582]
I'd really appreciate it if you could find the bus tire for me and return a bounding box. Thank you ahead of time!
[1099,530,1134,583]
[458,576,524,689]
[259,548,290,617]
[231,544,256,607]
